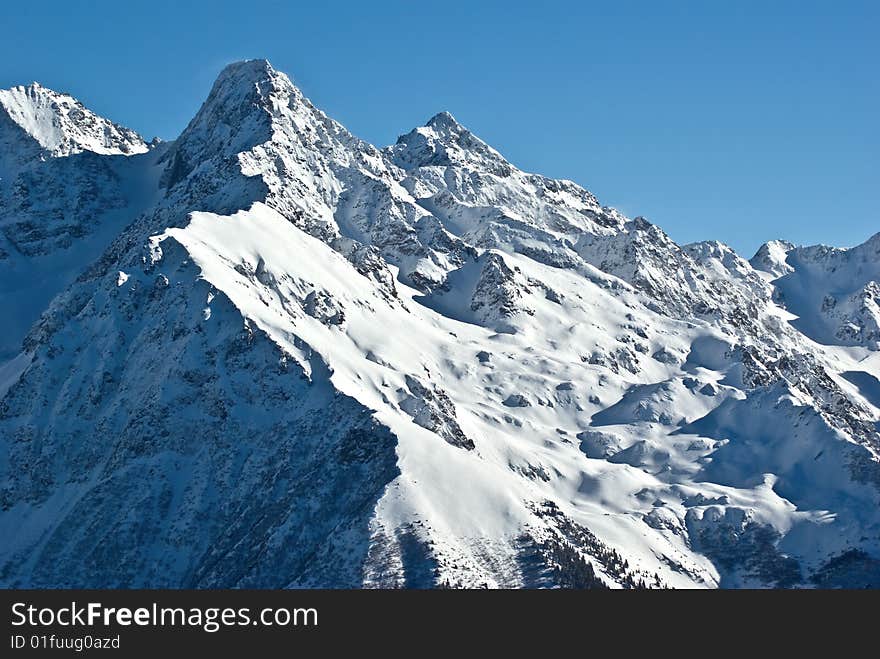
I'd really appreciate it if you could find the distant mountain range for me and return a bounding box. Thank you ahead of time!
[1,60,878,588]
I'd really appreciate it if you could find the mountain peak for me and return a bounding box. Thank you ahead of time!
[216,58,277,84]
[388,109,511,173]
[425,110,463,132]
[205,58,297,102]
[750,239,795,278]
[188,58,302,126]
[0,81,148,160]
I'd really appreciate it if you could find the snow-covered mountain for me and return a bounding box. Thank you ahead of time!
[0,84,159,362]
[0,82,148,180]
[751,236,880,351]
[1,60,878,588]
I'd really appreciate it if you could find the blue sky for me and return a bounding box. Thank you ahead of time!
[2,0,876,256]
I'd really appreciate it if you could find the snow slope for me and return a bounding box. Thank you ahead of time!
[1,60,878,588]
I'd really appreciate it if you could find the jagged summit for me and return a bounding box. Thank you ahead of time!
[0,81,148,159]
[168,58,334,159]
[425,110,463,131]
[204,58,305,110]
[750,232,880,349]
[218,57,276,78]
[750,239,795,278]
[213,58,305,101]
[172,58,295,147]
[389,108,508,173]
[158,58,303,195]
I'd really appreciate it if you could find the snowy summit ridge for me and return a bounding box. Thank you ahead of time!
[1,60,879,589]
[0,82,147,174]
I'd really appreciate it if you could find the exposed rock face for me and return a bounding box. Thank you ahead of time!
[1,60,878,589]
[399,375,474,450]
[469,253,531,325]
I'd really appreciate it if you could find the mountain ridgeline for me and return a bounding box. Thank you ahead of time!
[1,60,879,588]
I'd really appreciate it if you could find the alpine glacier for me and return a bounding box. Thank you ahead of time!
[1,60,878,588]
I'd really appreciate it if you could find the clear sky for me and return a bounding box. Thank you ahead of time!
[2,0,876,256]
